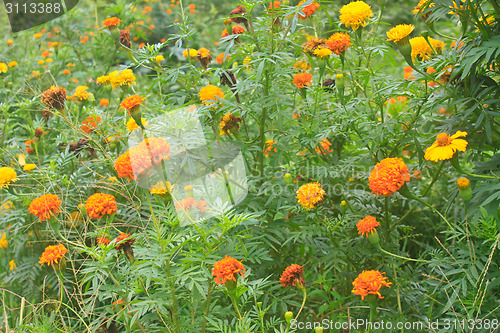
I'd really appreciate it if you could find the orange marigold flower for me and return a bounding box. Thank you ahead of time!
[352,270,391,300]
[39,244,68,267]
[41,86,66,110]
[298,0,320,20]
[25,139,35,154]
[264,139,277,157]
[232,25,245,34]
[424,131,467,162]
[368,157,410,197]
[326,33,352,55]
[212,255,246,286]
[293,72,312,89]
[29,193,61,222]
[357,216,380,237]
[120,95,145,111]
[199,85,225,106]
[315,138,332,155]
[103,17,121,28]
[280,264,306,288]
[81,115,102,133]
[296,182,326,210]
[216,52,231,64]
[174,196,195,210]
[340,1,373,31]
[115,232,135,251]
[97,237,111,245]
[268,1,281,14]
[99,98,109,107]
[114,151,134,181]
[85,193,117,219]
[456,177,470,190]
[126,137,171,178]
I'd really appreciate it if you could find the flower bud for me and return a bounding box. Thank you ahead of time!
[457,178,471,201]
[340,200,347,213]
[284,173,293,184]
[285,311,293,325]
[368,229,380,245]
[315,326,324,333]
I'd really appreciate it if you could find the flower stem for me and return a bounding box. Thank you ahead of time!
[294,287,307,321]
[230,294,243,321]
[375,243,428,263]
[422,160,445,197]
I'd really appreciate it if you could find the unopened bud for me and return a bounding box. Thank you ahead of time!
[285,311,293,324]
[315,327,324,333]
[284,173,293,184]
[457,178,471,201]
[368,229,380,245]
[340,200,347,213]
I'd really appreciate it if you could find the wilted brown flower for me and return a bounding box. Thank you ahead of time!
[230,5,247,24]
[41,86,66,111]
[119,30,131,48]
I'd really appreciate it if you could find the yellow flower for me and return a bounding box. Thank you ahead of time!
[296,182,326,210]
[9,259,16,270]
[424,131,468,162]
[0,63,7,73]
[293,60,311,71]
[126,117,148,132]
[409,36,444,61]
[155,55,165,63]
[0,201,14,215]
[386,24,414,44]
[313,47,332,58]
[8,61,18,67]
[38,60,45,65]
[199,85,225,106]
[339,1,373,31]
[456,177,470,190]
[24,164,36,171]
[150,181,172,195]
[108,176,118,183]
[0,232,7,248]
[0,167,18,188]
[97,74,111,86]
[109,69,136,89]
[183,48,198,58]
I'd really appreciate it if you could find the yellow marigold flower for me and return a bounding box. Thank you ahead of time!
[197,48,212,69]
[0,232,7,248]
[0,63,7,73]
[110,69,136,89]
[413,0,434,20]
[325,33,352,55]
[296,182,326,210]
[386,24,414,44]
[183,48,198,58]
[6,40,14,46]
[126,117,148,132]
[33,32,43,39]
[29,194,62,222]
[219,112,241,135]
[369,157,410,197]
[71,86,90,101]
[313,47,332,58]
[150,181,172,195]
[357,216,380,237]
[39,244,68,267]
[108,176,118,183]
[424,131,467,162]
[24,164,37,171]
[103,17,121,28]
[293,60,311,71]
[155,55,165,63]
[85,193,117,219]
[199,85,225,106]
[456,177,470,190]
[9,259,16,270]
[340,1,373,31]
[0,167,19,188]
[212,255,246,286]
[409,36,444,61]
[292,72,312,89]
[120,95,145,111]
[97,74,111,86]
[8,61,18,67]
[352,270,391,300]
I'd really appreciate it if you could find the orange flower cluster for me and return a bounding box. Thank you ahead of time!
[212,255,246,285]
[97,237,111,245]
[120,95,145,111]
[81,115,102,133]
[315,138,332,155]
[280,264,306,288]
[293,72,312,89]
[115,137,171,180]
[25,139,35,153]
[325,33,352,55]
[85,193,117,219]
[368,157,410,197]
[357,216,380,237]
[174,197,208,213]
[298,0,319,20]
[103,17,121,28]
[264,139,277,157]
[29,193,62,222]
[221,25,245,37]
[115,232,135,251]
[296,182,326,210]
[39,244,67,267]
[352,270,391,300]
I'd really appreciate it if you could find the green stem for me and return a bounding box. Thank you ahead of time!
[230,294,243,321]
[294,287,307,320]
[422,160,445,197]
[376,243,428,263]
[413,195,453,230]
[167,257,181,333]
[201,281,214,333]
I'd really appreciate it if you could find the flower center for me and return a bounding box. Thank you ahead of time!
[436,133,450,146]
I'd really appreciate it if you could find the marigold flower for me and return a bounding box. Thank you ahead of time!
[326,33,352,55]
[352,270,391,300]
[357,216,380,237]
[29,193,61,222]
[197,48,212,69]
[0,63,7,73]
[81,115,102,133]
[126,117,148,132]
[114,151,134,180]
[296,182,326,210]
[340,1,373,31]
[293,60,311,71]
[264,139,277,157]
[39,244,68,267]
[313,47,332,58]
[8,61,18,67]
[413,0,434,20]
[183,48,198,58]
[115,233,136,262]
[280,264,306,288]
[109,69,136,89]
[97,74,112,86]
[25,139,35,154]
[199,85,225,106]
[298,0,320,20]
[409,36,444,61]
[119,29,131,48]
[85,193,117,219]
[0,232,7,248]
[150,181,172,195]
[268,1,281,14]
[230,5,247,24]
[103,17,121,28]
[212,255,246,286]
[120,95,145,111]
[368,157,410,197]
[439,65,454,83]
[219,112,241,135]
[23,164,36,171]
[41,86,66,110]
[99,98,109,107]
[315,138,332,155]
[386,24,414,44]
[0,167,18,188]
[232,25,245,34]
[293,72,312,89]
[97,237,111,245]
[216,52,231,65]
[125,137,171,178]
[424,131,467,162]
[302,37,326,56]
